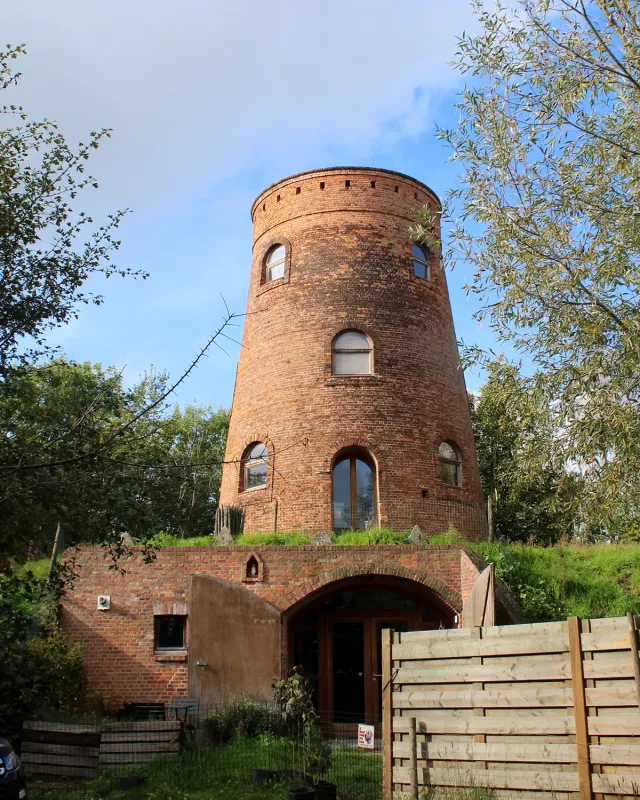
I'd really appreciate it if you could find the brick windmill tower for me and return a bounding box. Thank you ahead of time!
[219,167,487,539]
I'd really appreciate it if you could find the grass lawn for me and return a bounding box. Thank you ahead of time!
[29,739,382,800]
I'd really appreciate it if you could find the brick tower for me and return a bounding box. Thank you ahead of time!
[219,167,487,539]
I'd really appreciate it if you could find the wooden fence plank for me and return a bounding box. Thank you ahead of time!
[21,752,97,769]
[588,717,640,736]
[393,635,570,660]
[100,721,180,733]
[592,773,640,796]
[393,716,577,735]
[22,763,96,779]
[23,721,99,734]
[99,742,180,754]
[393,766,580,792]
[393,741,577,763]
[393,688,574,708]
[396,659,571,683]
[100,731,179,743]
[590,743,640,765]
[99,752,178,764]
[21,742,99,758]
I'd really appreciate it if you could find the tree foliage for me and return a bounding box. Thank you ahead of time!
[1,360,229,558]
[418,1,640,534]
[469,361,578,544]
[0,567,86,736]
[0,44,142,373]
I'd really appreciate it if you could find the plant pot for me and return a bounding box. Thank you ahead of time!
[120,776,147,790]
[252,769,280,784]
[313,781,337,800]
[288,787,316,800]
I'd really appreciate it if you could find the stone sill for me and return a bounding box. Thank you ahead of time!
[154,651,187,663]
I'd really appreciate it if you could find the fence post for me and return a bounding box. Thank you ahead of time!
[568,616,593,800]
[382,627,393,799]
[627,612,640,708]
[408,716,418,800]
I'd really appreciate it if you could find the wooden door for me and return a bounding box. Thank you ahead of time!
[189,576,282,705]
[322,611,424,724]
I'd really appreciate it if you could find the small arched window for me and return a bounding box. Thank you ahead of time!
[332,331,372,375]
[412,244,430,280]
[243,442,268,490]
[439,441,461,487]
[265,245,286,282]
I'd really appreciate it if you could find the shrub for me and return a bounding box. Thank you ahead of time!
[0,569,86,735]
[201,699,285,745]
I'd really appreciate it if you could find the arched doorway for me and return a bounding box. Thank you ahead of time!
[332,447,377,530]
[286,575,455,724]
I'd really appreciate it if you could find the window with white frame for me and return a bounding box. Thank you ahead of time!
[243,442,269,489]
[331,331,373,375]
[265,245,286,282]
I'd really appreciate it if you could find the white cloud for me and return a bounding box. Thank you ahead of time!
[3,0,475,215]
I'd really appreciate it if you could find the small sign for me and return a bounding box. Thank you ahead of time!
[358,723,375,749]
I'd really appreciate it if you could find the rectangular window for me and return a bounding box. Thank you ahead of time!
[155,615,186,650]
[267,262,285,281]
[332,351,371,375]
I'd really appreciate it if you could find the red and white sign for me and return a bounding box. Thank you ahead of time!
[357,723,375,749]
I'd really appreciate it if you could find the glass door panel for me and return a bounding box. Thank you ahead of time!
[355,459,374,529]
[293,630,319,711]
[332,459,351,530]
[332,621,365,722]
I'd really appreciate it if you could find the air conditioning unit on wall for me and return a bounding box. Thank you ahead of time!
[97,595,111,610]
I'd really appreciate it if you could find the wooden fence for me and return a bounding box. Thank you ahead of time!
[383,614,640,799]
[22,719,180,780]
[22,722,100,780]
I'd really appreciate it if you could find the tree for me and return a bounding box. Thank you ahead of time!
[416,1,640,535]
[0,45,143,373]
[0,45,238,558]
[0,360,229,558]
[469,362,578,544]
[0,566,85,736]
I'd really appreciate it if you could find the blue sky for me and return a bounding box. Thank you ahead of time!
[5,0,498,409]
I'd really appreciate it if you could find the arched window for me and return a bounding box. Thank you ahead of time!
[265,245,286,282]
[243,442,268,490]
[412,244,430,280]
[332,331,372,375]
[439,441,461,487]
[332,448,376,530]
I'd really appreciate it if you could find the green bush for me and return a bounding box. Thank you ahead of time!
[201,699,285,745]
[0,569,86,734]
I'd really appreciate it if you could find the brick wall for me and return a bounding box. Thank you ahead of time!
[61,543,474,705]
[219,167,487,539]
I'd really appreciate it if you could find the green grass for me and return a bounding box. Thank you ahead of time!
[472,540,640,621]
[29,739,381,800]
[15,557,51,579]
[142,528,416,547]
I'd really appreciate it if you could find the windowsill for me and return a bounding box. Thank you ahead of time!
[257,275,290,295]
[154,650,187,662]
[242,484,268,493]
[326,374,378,382]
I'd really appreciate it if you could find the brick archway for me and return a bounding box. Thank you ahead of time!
[279,564,463,616]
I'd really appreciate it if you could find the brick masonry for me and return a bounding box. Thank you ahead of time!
[61,543,481,705]
[218,166,488,538]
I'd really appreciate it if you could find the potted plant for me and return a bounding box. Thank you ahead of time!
[273,669,334,800]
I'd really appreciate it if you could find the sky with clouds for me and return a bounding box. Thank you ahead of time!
[4,0,498,408]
